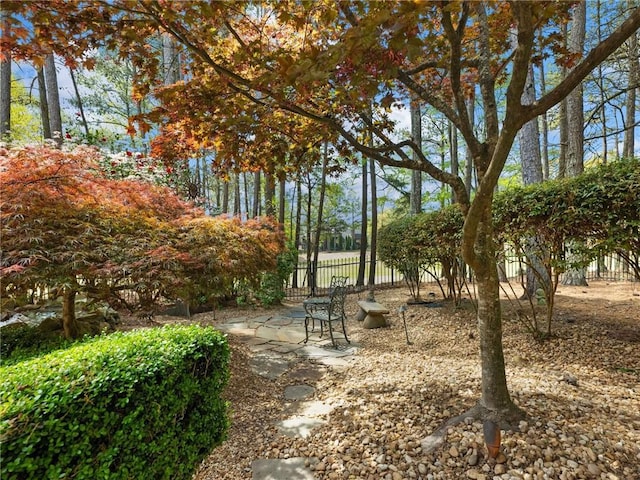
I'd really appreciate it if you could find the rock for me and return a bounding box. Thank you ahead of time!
[465,469,486,480]
[560,372,578,386]
[587,463,600,476]
[495,452,507,464]
[468,452,479,466]
[417,463,427,475]
[494,463,506,474]
[449,446,459,457]
[38,316,62,332]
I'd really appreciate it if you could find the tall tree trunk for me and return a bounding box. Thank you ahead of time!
[252,171,261,218]
[623,30,638,158]
[537,42,551,180]
[215,177,221,211]
[69,67,89,137]
[356,156,368,287]
[278,176,286,226]
[292,177,302,288]
[475,229,519,419]
[410,99,422,214]
[234,173,241,216]
[37,66,52,140]
[222,179,229,214]
[596,0,608,164]
[518,63,549,299]
[449,120,459,203]
[264,172,276,218]
[162,33,181,85]
[312,142,329,294]
[62,287,79,340]
[558,23,569,179]
[305,173,313,290]
[44,54,63,146]
[464,93,475,196]
[563,1,589,286]
[368,155,378,286]
[243,172,250,217]
[0,10,10,139]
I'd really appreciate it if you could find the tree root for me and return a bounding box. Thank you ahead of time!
[419,402,527,454]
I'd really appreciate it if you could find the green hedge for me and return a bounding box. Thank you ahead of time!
[0,325,230,480]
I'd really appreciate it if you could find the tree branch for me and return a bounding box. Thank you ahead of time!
[526,6,640,121]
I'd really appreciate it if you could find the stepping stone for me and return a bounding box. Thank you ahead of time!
[275,415,326,438]
[298,400,334,417]
[287,365,325,382]
[286,308,307,318]
[255,325,306,343]
[250,352,290,379]
[252,458,316,480]
[284,384,315,401]
[265,317,293,327]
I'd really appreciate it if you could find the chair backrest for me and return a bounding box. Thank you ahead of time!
[330,276,348,288]
[328,276,348,297]
[329,285,347,318]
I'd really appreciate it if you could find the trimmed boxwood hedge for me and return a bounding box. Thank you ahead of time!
[0,325,230,480]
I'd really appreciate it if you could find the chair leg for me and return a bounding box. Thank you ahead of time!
[304,315,311,344]
[327,320,337,348]
[341,317,350,344]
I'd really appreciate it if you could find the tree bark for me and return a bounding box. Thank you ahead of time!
[356,156,368,287]
[368,155,378,286]
[252,171,261,218]
[233,173,241,216]
[221,178,229,214]
[62,287,79,340]
[311,143,329,295]
[518,63,549,299]
[563,1,589,286]
[278,176,286,226]
[292,177,302,288]
[163,33,181,85]
[623,30,638,158]
[449,120,459,203]
[410,99,422,214]
[566,1,587,177]
[37,67,52,140]
[69,67,90,137]
[44,54,63,146]
[264,172,276,218]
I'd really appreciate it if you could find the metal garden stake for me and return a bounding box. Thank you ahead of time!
[398,304,412,345]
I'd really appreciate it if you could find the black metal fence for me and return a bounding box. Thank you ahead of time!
[284,252,638,300]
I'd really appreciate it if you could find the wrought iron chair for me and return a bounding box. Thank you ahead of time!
[303,284,349,348]
[302,275,348,333]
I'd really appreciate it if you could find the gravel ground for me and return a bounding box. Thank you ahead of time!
[193,281,640,480]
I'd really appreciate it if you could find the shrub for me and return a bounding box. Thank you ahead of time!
[0,325,230,480]
[378,205,465,302]
[255,242,297,306]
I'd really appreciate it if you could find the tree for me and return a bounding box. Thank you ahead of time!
[623,29,638,158]
[8,0,640,426]
[44,54,62,145]
[517,63,548,299]
[562,1,590,287]
[410,99,422,215]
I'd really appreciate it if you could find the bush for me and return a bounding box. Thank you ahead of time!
[0,324,71,366]
[0,325,230,480]
[255,242,297,306]
[378,205,465,302]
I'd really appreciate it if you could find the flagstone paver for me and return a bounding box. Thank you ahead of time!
[217,304,359,480]
[251,458,317,480]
